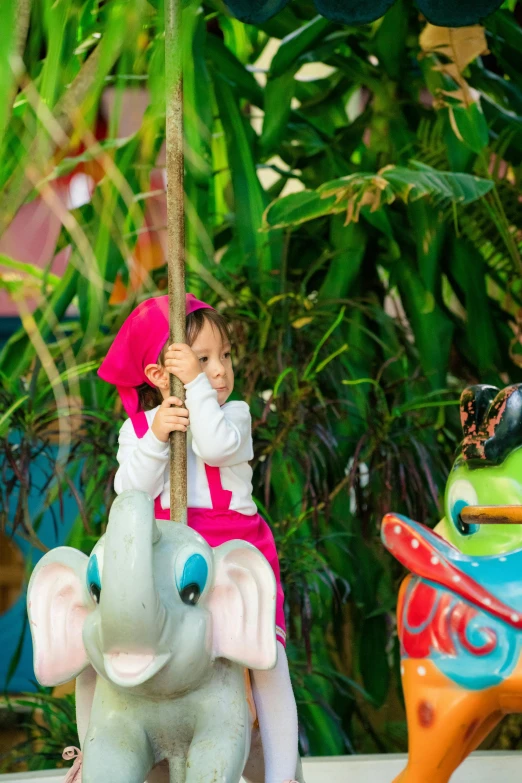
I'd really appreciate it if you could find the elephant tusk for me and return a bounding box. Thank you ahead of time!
[460,505,522,525]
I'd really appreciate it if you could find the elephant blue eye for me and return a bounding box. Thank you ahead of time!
[178,554,208,606]
[87,554,102,604]
[451,499,479,536]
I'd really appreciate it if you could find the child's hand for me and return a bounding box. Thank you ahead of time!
[163,343,201,385]
[151,396,190,443]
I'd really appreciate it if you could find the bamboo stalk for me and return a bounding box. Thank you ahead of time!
[165,0,187,524]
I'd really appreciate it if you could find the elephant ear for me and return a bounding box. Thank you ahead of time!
[208,541,277,670]
[27,547,91,686]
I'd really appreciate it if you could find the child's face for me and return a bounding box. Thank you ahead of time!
[190,318,234,406]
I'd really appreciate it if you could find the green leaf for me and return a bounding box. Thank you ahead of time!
[265,162,494,231]
[260,70,295,155]
[0,394,29,436]
[264,190,339,229]
[0,0,17,144]
[381,161,495,206]
[219,15,254,63]
[270,16,331,78]
[0,254,60,286]
[449,103,490,154]
[474,61,522,116]
[314,343,349,374]
[41,0,73,109]
[76,123,158,346]
[359,615,390,709]
[256,4,303,38]
[299,699,348,755]
[148,30,166,118]
[273,366,297,398]
[320,219,367,300]
[442,111,476,172]
[407,201,446,293]
[36,361,101,403]
[206,34,263,106]
[373,0,408,81]
[303,306,345,380]
[45,137,135,181]
[450,237,500,375]
[184,8,213,288]
[487,11,522,86]
[269,450,306,519]
[394,258,454,389]
[213,72,274,294]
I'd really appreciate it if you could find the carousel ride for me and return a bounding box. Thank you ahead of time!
[24,0,513,781]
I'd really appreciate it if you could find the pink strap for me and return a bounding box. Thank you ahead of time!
[130,413,232,512]
[154,495,170,519]
[204,464,232,511]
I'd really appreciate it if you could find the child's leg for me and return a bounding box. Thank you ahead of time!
[251,641,298,783]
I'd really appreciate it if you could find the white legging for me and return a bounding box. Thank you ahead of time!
[251,641,299,783]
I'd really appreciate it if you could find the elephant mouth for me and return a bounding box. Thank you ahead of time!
[104,651,171,687]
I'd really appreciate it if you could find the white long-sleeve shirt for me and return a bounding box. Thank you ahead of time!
[114,373,257,515]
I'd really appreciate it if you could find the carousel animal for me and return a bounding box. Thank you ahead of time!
[382,384,522,783]
[28,490,304,783]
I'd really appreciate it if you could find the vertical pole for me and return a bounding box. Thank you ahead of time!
[165,0,187,524]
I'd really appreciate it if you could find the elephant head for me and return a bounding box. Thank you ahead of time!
[28,491,277,697]
[436,384,522,556]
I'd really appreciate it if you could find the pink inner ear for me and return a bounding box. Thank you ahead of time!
[28,563,89,686]
[209,547,277,670]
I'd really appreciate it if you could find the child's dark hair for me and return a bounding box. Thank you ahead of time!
[136,308,232,411]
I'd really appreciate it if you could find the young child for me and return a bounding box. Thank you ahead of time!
[98,293,299,783]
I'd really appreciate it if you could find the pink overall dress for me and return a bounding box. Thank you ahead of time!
[131,412,287,646]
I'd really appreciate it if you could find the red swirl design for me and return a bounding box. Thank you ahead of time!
[401,580,497,659]
[450,602,497,656]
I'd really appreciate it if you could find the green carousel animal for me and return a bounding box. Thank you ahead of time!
[435,384,522,553]
[382,384,522,783]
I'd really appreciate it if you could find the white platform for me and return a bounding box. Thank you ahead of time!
[1,753,521,782]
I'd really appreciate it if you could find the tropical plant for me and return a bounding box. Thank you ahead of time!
[0,690,78,773]
[1,0,522,769]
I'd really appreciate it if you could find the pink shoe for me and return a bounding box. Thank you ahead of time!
[62,747,82,783]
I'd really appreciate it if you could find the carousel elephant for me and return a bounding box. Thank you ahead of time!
[27,490,304,783]
[381,384,522,783]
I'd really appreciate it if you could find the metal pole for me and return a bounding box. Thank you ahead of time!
[165,0,187,524]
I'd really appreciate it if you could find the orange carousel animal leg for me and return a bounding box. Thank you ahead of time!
[458,707,502,762]
[393,660,497,783]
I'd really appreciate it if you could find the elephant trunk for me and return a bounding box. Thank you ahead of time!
[100,491,167,663]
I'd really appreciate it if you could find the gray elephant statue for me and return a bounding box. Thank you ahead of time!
[27,490,304,783]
